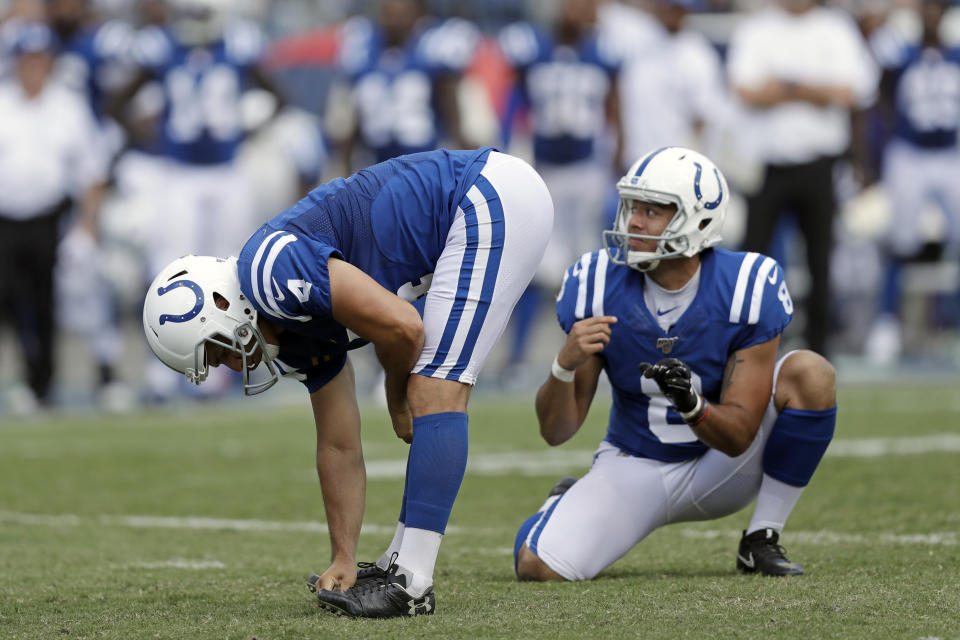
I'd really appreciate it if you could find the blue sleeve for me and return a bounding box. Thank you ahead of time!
[556,252,606,333]
[224,20,266,68]
[337,16,375,79]
[498,22,543,70]
[417,18,479,74]
[132,24,172,73]
[245,231,343,323]
[730,256,793,351]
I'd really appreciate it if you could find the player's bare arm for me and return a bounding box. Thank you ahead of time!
[643,337,778,457]
[692,336,778,455]
[536,316,617,446]
[310,360,366,591]
[327,257,424,443]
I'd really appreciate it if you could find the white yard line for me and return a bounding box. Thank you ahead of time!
[122,559,226,570]
[365,433,960,478]
[0,510,955,547]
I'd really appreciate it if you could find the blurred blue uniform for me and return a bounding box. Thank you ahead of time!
[498,21,620,165]
[54,19,133,123]
[134,20,264,165]
[556,248,792,461]
[871,31,960,327]
[339,16,478,163]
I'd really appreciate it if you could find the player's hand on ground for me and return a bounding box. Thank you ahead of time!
[315,559,357,592]
[557,316,618,371]
[638,357,699,414]
[389,404,414,444]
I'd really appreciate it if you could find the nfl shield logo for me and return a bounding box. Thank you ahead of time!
[656,337,679,354]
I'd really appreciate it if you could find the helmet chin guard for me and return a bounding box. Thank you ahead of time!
[143,255,280,396]
[604,146,728,272]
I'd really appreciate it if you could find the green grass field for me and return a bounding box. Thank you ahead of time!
[1,383,958,639]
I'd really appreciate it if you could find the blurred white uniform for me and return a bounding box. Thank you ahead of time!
[599,1,727,165]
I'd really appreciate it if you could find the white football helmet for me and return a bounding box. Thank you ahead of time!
[603,146,728,272]
[142,255,279,395]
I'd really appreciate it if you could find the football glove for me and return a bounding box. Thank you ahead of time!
[638,357,700,415]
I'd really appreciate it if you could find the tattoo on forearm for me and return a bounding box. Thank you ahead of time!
[719,355,745,403]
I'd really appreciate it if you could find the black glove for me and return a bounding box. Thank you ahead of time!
[638,357,700,414]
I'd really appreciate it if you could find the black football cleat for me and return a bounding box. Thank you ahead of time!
[314,562,435,618]
[548,475,578,497]
[736,528,804,576]
[306,560,389,596]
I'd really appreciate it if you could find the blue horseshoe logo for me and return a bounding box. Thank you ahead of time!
[157,279,205,325]
[693,162,724,210]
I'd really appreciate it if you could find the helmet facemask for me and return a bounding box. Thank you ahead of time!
[143,255,281,397]
[604,191,691,272]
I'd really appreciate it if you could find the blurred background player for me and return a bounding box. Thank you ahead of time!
[498,0,623,384]
[599,0,728,166]
[513,147,837,581]
[727,0,877,356]
[47,0,134,407]
[0,21,108,411]
[111,0,285,399]
[327,0,480,173]
[863,0,960,364]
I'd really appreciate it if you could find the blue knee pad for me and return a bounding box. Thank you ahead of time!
[763,407,837,487]
[403,412,469,533]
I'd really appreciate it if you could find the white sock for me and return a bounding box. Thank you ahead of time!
[747,474,805,535]
[377,522,405,569]
[395,527,442,597]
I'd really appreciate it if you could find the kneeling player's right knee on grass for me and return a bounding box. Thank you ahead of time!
[516,546,565,582]
[776,350,836,412]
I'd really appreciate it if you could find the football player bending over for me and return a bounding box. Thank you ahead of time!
[143,148,553,617]
[515,146,837,581]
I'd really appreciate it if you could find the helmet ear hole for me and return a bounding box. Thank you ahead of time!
[699,218,712,231]
[212,292,230,311]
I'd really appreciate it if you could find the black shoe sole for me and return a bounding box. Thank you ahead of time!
[736,560,804,576]
[316,599,356,618]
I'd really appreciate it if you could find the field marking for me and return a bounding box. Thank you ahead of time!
[123,559,226,570]
[0,510,459,536]
[1,510,955,547]
[363,433,960,478]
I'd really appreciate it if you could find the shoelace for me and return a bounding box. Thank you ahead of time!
[356,561,385,577]
[348,553,402,596]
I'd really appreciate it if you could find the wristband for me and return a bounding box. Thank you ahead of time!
[551,356,576,383]
[680,394,708,425]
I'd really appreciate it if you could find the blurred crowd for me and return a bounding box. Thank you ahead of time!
[2,0,959,413]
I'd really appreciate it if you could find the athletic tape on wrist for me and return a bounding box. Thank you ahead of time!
[680,394,706,423]
[551,355,576,383]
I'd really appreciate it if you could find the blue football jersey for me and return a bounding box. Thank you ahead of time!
[134,20,265,164]
[557,248,793,462]
[339,16,479,163]
[236,147,494,392]
[498,22,620,164]
[55,20,134,121]
[883,43,960,148]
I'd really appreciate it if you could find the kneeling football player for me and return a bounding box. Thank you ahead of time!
[515,147,837,581]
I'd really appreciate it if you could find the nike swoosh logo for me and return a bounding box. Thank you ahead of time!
[271,277,285,302]
[656,306,680,316]
[738,552,755,568]
[767,266,778,285]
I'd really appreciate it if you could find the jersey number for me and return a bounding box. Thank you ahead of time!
[641,369,703,444]
[166,64,242,143]
[355,71,433,148]
[397,274,433,301]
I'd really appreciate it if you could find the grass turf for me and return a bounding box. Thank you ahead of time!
[0,383,957,639]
